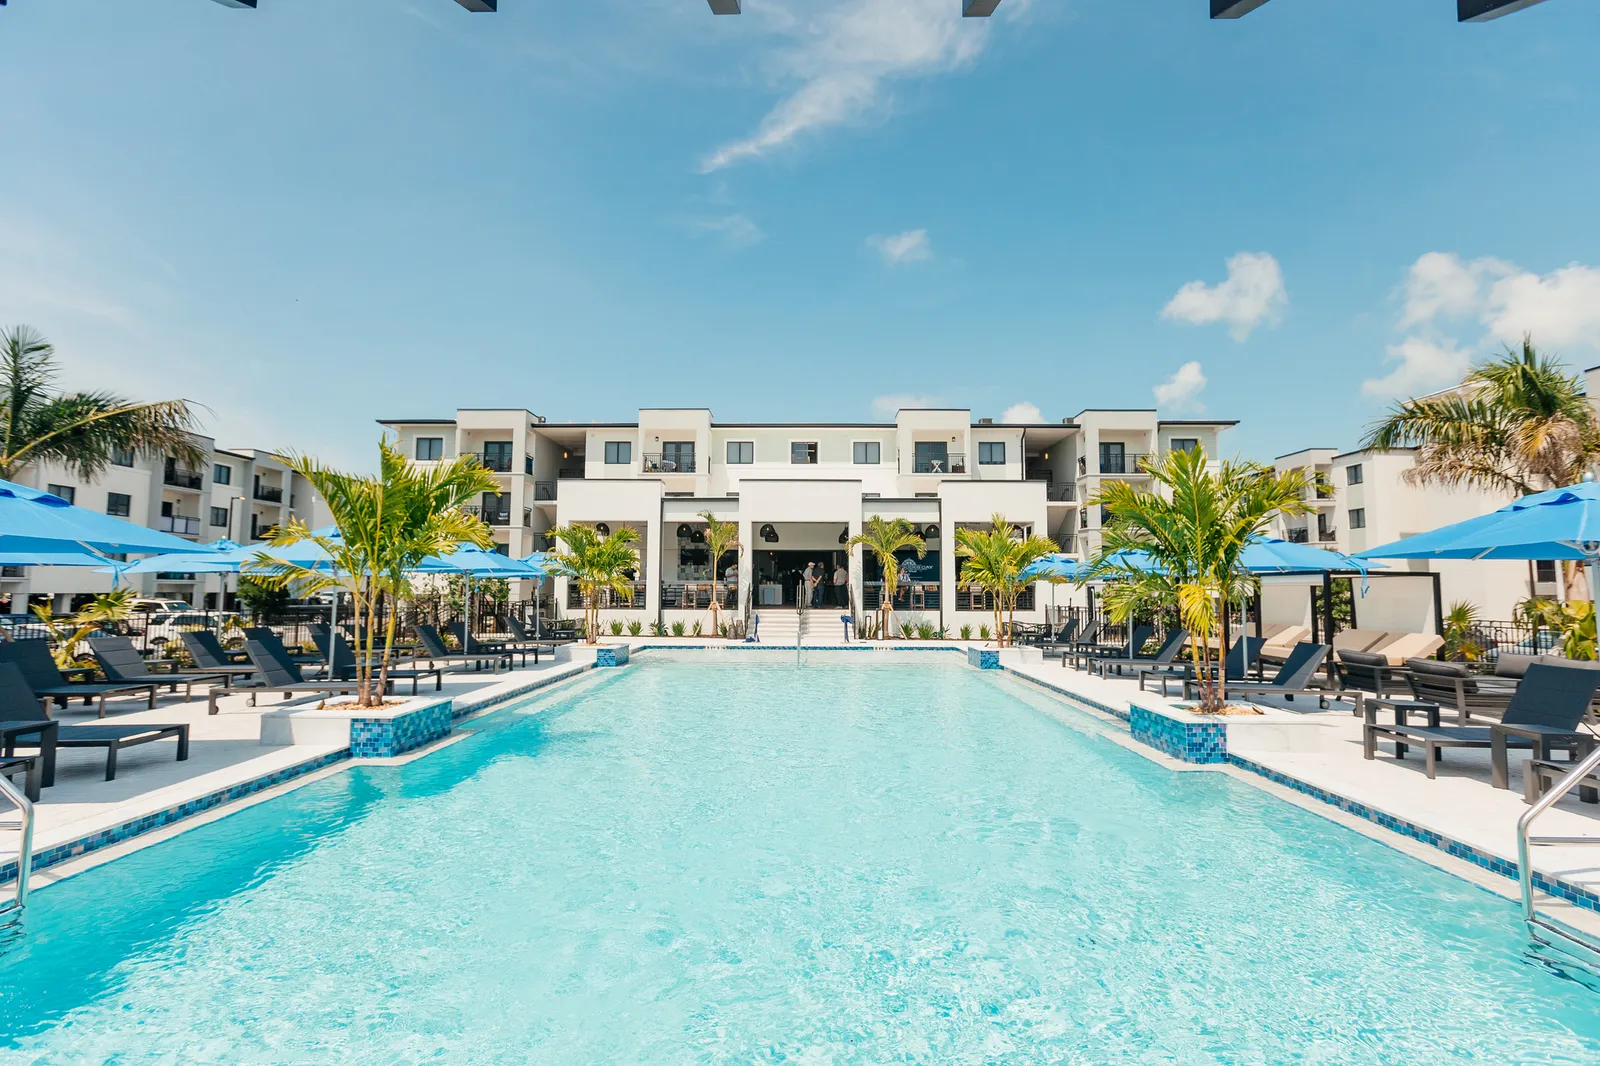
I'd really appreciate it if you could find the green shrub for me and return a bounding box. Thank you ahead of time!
[609,619,624,636]
[670,620,686,637]
[959,625,972,640]
[979,624,991,640]
[692,620,703,637]
[627,620,643,636]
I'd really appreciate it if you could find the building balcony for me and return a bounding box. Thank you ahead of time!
[253,485,283,503]
[251,523,280,542]
[568,582,650,610]
[466,505,533,527]
[908,453,965,475]
[533,481,557,502]
[158,515,202,537]
[163,466,204,490]
[155,572,199,582]
[1098,453,1152,475]
[0,566,25,579]
[475,452,513,473]
[643,454,696,474]
[1285,527,1310,543]
[1039,481,1075,502]
[1317,527,1338,542]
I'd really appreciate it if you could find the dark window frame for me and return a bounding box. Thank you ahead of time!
[415,437,445,461]
[790,441,819,465]
[106,492,132,517]
[726,441,754,465]
[978,441,1006,465]
[853,441,881,465]
[1348,507,1366,530]
[604,441,633,465]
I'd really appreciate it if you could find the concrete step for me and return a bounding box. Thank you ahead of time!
[752,609,852,645]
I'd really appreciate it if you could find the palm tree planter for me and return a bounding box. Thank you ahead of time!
[699,510,739,638]
[847,517,925,639]
[953,513,1057,648]
[549,524,641,645]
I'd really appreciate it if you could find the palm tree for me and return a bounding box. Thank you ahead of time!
[0,325,206,480]
[1084,446,1315,713]
[953,514,1058,647]
[698,511,739,636]
[549,524,641,644]
[1363,337,1600,497]
[251,439,496,708]
[847,516,925,638]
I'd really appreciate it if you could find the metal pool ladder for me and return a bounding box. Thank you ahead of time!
[0,771,35,919]
[795,604,809,666]
[1517,743,1600,964]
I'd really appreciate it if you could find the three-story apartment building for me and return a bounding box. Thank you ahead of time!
[381,407,1234,631]
[8,438,330,613]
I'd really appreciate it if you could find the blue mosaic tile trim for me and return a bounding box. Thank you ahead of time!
[594,644,630,668]
[0,748,349,887]
[450,662,594,720]
[966,648,1002,670]
[1130,704,1228,764]
[632,644,962,653]
[349,701,453,759]
[1228,754,1600,916]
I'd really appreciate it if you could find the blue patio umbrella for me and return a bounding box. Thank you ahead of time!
[1019,554,1084,582]
[1356,478,1600,604]
[0,478,198,555]
[106,539,253,576]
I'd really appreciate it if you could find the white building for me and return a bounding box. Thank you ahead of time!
[8,437,330,613]
[1269,446,1558,626]
[380,407,1234,631]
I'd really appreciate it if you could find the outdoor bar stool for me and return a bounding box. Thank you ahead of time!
[910,585,926,610]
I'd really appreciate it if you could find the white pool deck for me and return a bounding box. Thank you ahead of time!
[5,641,1600,937]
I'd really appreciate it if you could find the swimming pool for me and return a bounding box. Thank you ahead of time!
[2,653,1598,1063]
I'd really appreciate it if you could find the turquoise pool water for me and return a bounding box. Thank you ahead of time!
[2,653,1598,1063]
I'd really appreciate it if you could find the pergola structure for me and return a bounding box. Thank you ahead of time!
[182,0,1557,17]
[1213,0,1550,19]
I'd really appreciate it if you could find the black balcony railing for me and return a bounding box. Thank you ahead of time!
[466,505,533,527]
[0,566,24,578]
[567,582,650,610]
[643,453,696,474]
[155,572,199,581]
[534,481,557,501]
[862,582,941,611]
[1317,527,1338,542]
[251,523,280,541]
[476,451,513,473]
[661,583,738,610]
[1099,453,1153,475]
[254,485,283,503]
[1285,527,1310,543]
[909,453,965,475]
[1044,481,1075,502]
[163,467,204,490]
[955,586,1035,612]
[557,467,585,479]
[158,515,202,537]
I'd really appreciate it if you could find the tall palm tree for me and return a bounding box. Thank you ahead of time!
[953,514,1058,647]
[0,325,206,479]
[549,524,641,644]
[847,516,925,638]
[1362,337,1600,497]
[698,511,739,636]
[252,439,496,708]
[1085,446,1314,713]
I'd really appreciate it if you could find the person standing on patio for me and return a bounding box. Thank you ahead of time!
[832,559,847,608]
[801,562,816,609]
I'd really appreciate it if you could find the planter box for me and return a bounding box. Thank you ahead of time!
[594,644,630,668]
[260,694,454,758]
[967,648,1001,670]
[1129,696,1343,764]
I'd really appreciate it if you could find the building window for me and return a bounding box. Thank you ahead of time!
[111,446,136,467]
[106,492,131,517]
[661,441,695,473]
[604,441,632,465]
[1169,438,1199,454]
[415,437,444,461]
[213,463,231,485]
[978,442,1006,465]
[1346,464,1363,486]
[47,484,74,504]
[853,442,880,465]
[791,442,818,465]
[1349,508,1366,530]
[210,506,229,527]
[727,441,754,465]
[1099,442,1127,474]
[1535,560,1557,584]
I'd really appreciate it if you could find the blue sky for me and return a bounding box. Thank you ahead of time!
[2,0,1598,469]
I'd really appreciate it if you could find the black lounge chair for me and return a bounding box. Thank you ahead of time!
[1199,642,1346,706]
[449,622,533,666]
[0,753,41,802]
[414,625,509,673]
[0,663,187,782]
[1398,658,1519,725]
[179,631,260,684]
[1364,661,1600,785]
[1094,628,1187,679]
[90,634,232,699]
[1057,621,1102,668]
[508,616,574,649]
[207,639,381,714]
[1143,635,1266,696]
[0,638,160,718]
[1036,618,1080,656]
[242,627,325,668]
[316,632,443,694]
[1335,649,1411,712]
[1071,624,1155,671]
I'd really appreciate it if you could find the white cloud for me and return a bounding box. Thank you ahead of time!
[1362,337,1472,399]
[1160,251,1286,341]
[871,393,941,419]
[699,0,993,172]
[1153,361,1207,412]
[1483,264,1600,349]
[1397,251,1505,329]
[1000,402,1042,424]
[684,213,765,249]
[867,228,931,265]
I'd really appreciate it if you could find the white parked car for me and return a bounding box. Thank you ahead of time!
[142,612,239,651]
[132,599,195,614]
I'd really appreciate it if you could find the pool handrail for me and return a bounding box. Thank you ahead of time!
[0,769,34,915]
[1517,742,1600,963]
